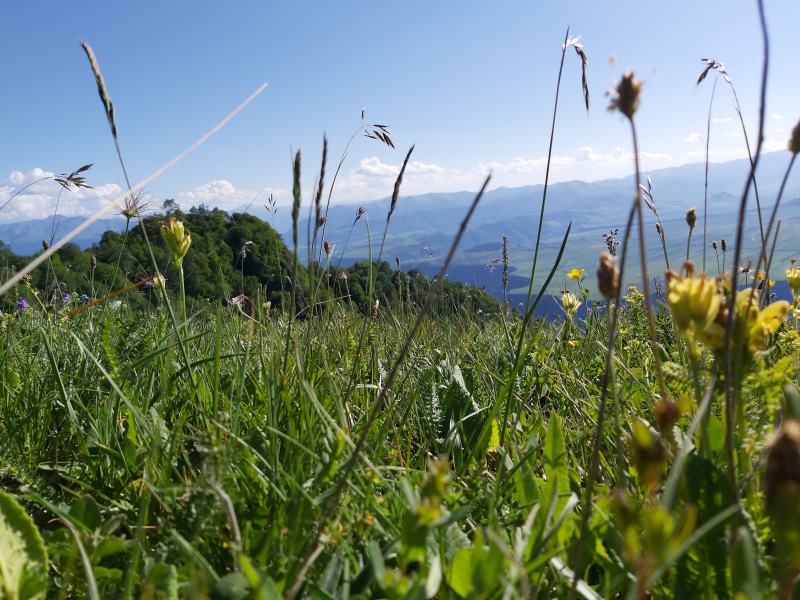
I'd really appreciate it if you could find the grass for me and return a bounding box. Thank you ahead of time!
[3,8,800,598]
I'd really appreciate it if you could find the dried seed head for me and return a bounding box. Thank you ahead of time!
[371,298,380,319]
[597,251,620,300]
[711,240,718,251]
[653,397,679,437]
[91,254,97,268]
[608,70,642,119]
[720,239,727,252]
[41,240,50,251]
[685,208,697,229]
[395,256,401,269]
[655,222,662,235]
[789,120,800,154]
[323,239,331,257]
[765,419,800,514]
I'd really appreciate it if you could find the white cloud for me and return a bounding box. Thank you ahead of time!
[337,156,450,197]
[770,113,783,120]
[683,132,702,143]
[0,168,123,224]
[713,117,732,124]
[478,146,671,176]
[176,180,288,212]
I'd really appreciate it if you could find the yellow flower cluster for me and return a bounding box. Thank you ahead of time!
[160,218,192,266]
[561,291,582,320]
[666,271,722,354]
[667,269,790,355]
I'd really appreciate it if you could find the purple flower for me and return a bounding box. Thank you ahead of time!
[62,292,72,304]
[16,298,28,313]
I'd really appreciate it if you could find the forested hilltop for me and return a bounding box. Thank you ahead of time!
[0,206,500,316]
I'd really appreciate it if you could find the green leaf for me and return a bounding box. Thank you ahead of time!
[0,490,48,600]
[139,563,178,600]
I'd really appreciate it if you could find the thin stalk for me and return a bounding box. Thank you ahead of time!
[702,79,717,272]
[522,28,571,322]
[722,0,769,507]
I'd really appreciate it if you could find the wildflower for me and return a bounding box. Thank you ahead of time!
[597,252,620,300]
[666,267,722,353]
[371,298,380,319]
[735,289,790,352]
[79,293,90,304]
[787,267,800,293]
[608,70,642,119]
[41,240,50,251]
[756,270,765,282]
[16,298,28,313]
[160,218,192,266]
[567,267,585,280]
[61,292,71,304]
[561,291,582,320]
[110,300,122,310]
[90,254,97,268]
[685,208,697,229]
[324,239,332,258]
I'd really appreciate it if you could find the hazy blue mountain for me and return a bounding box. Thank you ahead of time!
[3,152,798,302]
[0,216,127,256]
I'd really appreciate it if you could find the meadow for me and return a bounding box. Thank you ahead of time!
[2,11,800,600]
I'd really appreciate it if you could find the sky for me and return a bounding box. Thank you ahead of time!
[1,0,798,224]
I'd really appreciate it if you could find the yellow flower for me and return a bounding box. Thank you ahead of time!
[561,291,582,320]
[756,270,765,282]
[160,218,192,266]
[786,266,800,293]
[735,289,790,351]
[666,271,722,354]
[567,268,585,280]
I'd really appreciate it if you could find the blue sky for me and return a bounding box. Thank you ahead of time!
[1,0,798,222]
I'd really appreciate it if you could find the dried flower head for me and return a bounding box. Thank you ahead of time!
[371,298,380,319]
[90,254,97,268]
[765,419,800,514]
[323,239,332,258]
[789,119,800,155]
[608,70,642,119]
[711,240,718,251]
[41,240,49,251]
[720,239,727,252]
[597,252,620,300]
[685,208,697,229]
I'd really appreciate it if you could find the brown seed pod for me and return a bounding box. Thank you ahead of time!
[597,251,620,300]
[765,419,800,514]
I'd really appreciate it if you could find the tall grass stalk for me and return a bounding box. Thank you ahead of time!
[722,0,769,504]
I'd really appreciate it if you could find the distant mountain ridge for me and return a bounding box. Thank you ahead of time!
[2,152,798,303]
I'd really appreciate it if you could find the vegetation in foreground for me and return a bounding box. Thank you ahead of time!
[3,12,800,599]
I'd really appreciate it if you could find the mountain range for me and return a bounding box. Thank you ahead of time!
[2,151,798,306]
